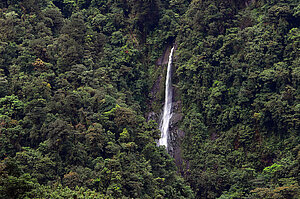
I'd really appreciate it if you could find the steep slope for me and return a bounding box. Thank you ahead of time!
[0,0,299,198]
[0,1,194,198]
[176,0,300,198]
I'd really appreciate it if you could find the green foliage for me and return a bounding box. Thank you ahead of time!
[0,158,39,199]
[0,0,299,198]
[28,184,110,199]
[0,1,194,198]
[176,0,300,198]
[0,95,24,118]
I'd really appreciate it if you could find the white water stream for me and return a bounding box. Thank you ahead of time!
[158,47,175,150]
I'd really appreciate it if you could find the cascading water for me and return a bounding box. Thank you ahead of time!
[158,47,175,150]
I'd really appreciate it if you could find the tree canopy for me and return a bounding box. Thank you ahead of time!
[0,0,299,198]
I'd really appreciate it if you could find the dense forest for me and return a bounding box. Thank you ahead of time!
[0,0,299,198]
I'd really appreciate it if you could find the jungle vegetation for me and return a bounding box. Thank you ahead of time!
[0,0,299,198]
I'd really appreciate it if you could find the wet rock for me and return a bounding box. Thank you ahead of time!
[156,46,172,66]
[170,113,182,126]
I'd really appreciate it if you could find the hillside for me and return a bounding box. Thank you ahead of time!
[0,0,299,198]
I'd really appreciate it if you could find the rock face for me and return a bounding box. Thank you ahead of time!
[156,46,172,66]
[147,45,187,173]
[168,101,186,175]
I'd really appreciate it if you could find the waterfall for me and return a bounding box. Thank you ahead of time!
[158,46,175,150]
